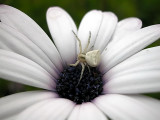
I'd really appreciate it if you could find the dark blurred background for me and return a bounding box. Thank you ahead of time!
[0,0,160,98]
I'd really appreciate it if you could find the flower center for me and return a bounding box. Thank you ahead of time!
[56,65,103,104]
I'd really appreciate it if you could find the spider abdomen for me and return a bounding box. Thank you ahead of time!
[85,50,100,67]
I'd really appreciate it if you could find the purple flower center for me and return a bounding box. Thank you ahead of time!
[56,65,103,104]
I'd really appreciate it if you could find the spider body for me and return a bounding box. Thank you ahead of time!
[70,31,100,85]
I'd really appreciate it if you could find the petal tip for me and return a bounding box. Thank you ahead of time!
[104,11,118,19]
[47,7,66,18]
[130,17,142,26]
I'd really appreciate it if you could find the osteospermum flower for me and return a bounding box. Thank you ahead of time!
[0,4,160,120]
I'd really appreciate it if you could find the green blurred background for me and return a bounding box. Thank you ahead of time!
[0,0,160,98]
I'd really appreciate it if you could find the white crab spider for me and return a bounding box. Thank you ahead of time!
[70,31,100,85]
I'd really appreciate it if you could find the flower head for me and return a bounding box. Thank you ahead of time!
[0,5,160,120]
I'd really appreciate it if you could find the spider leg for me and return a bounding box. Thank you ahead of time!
[77,62,85,86]
[83,31,91,53]
[86,64,91,74]
[69,60,80,66]
[80,63,85,81]
[72,30,82,54]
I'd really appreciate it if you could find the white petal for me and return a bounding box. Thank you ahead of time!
[100,24,160,73]
[105,70,160,94]
[0,23,59,79]
[0,5,63,71]
[0,50,56,90]
[104,46,160,79]
[2,115,17,120]
[47,7,77,65]
[118,17,142,29]
[0,91,57,119]
[94,94,160,120]
[93,12,118,53]
[67,104,80,120]
[103,46,160,93]
[68,102,108,120]
[108,17,142,46]
[17,98,75,120]
[77,10,103,52]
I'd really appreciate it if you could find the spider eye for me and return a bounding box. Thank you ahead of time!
[85,50,100,67]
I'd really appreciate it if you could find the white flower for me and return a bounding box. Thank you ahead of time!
[0,4,160,120]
